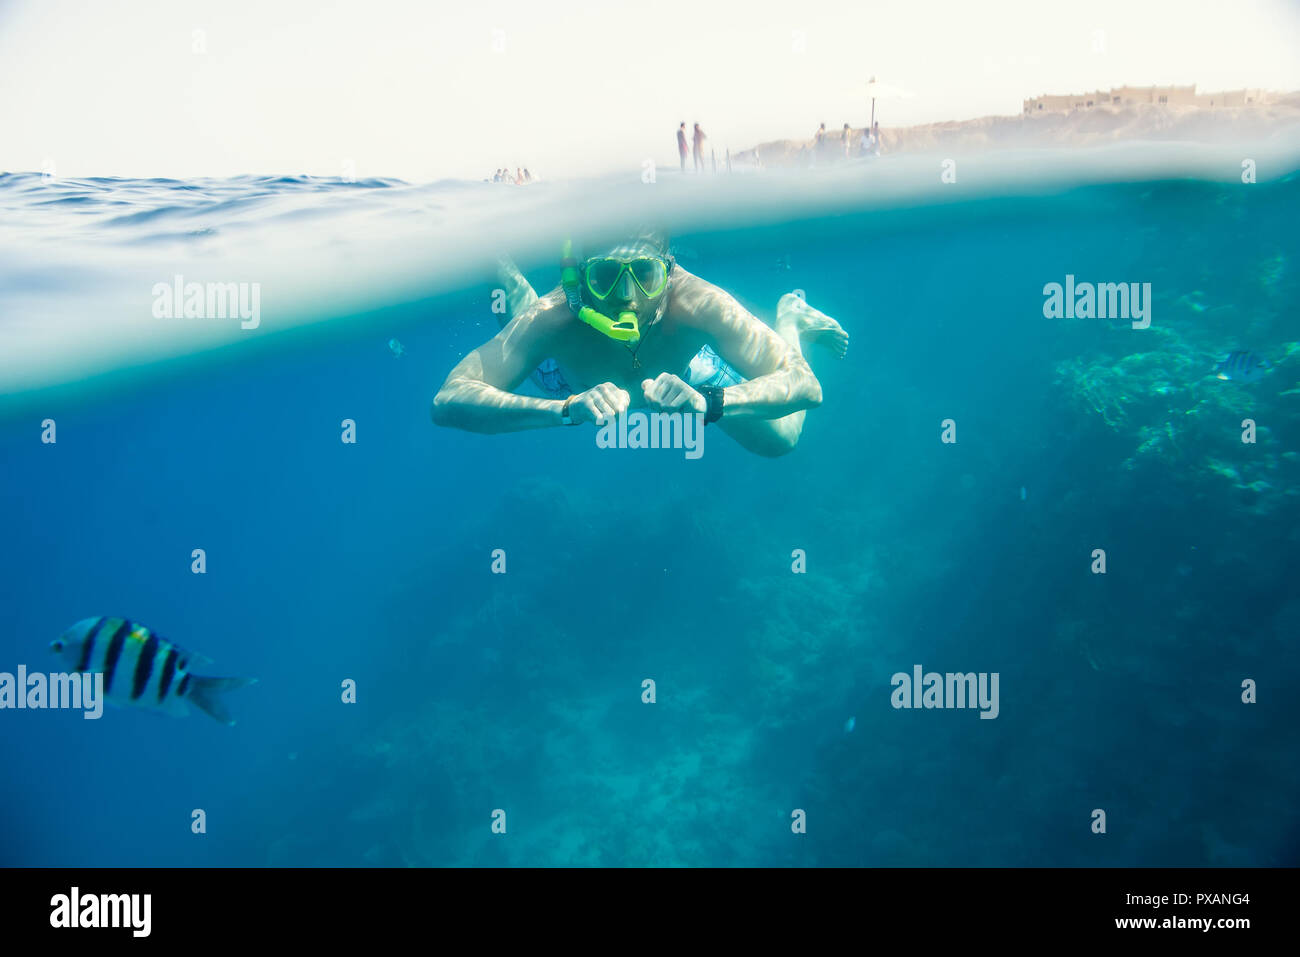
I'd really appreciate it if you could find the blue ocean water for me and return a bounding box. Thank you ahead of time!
[1,150,1298,866]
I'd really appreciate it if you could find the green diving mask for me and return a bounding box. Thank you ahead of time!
[581,257,672,301]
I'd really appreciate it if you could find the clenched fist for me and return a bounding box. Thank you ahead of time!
[565,382,631,425]
[641,373,706,414]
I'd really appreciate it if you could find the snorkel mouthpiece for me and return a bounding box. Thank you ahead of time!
[578,305,640,342]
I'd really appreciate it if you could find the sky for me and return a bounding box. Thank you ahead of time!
[1,0,1298,182]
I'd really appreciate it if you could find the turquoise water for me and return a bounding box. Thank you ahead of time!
[1,150,1298,866]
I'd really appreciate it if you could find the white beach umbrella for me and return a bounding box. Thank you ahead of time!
[865,76,914,128]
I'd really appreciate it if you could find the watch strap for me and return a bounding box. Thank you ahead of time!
[699,386,725,424]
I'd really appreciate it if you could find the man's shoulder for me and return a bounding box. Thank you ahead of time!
[666,268,740,326]
[509,289,577,339]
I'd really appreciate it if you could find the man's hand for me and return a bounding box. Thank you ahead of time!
[566,382,631,425]
[642,373,706,414]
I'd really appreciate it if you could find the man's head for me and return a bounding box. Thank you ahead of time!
[567,230,675,342]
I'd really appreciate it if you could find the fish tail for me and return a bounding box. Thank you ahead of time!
[187,675,257,726]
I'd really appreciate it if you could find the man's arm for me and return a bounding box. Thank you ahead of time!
[431,295,570,433]
[680,276,822,418]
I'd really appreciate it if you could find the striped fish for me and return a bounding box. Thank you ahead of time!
[1215,350,1272,382]
[50,617,255,725]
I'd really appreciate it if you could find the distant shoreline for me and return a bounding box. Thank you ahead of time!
[731,95,1300,168]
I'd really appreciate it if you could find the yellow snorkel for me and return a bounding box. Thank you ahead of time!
[581,305,641,341]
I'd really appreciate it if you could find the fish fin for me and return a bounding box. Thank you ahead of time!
[187,676,257,726]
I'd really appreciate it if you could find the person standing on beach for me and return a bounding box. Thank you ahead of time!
[677,123,689,173]
[692,123,707,172]
[841,123,852,159]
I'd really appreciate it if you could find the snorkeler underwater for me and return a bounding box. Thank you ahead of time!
[1,0,1297,941]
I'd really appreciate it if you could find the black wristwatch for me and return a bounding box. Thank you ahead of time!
[698,385,725,424]
[561,396,577,426]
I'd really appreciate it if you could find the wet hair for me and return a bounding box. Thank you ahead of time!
[581,227,671,261]
[631,228,669,256]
